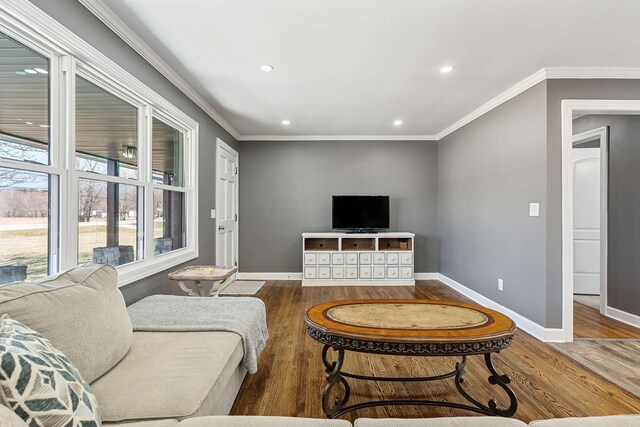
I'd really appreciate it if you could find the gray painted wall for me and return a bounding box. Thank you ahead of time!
[27,0,239,305]
[238,140,439,273]
[573,115,640,317]
[438,82,549,327]
[546,79,640,326]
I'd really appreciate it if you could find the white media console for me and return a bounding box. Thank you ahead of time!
[302,232,415,286]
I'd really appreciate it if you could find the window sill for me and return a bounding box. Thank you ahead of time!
[116,247,199,287]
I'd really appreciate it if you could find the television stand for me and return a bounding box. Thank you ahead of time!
[302,232,415,286]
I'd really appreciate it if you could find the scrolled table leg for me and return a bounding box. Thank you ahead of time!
[321,345,351,418]
[455,352,518,417]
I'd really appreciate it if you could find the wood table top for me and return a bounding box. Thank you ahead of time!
[306,299,516,353]
[168,265,237,282]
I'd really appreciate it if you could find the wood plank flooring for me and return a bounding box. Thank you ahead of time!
[230,280,640,423]
[552,339,640,398]
[574,301,640,339]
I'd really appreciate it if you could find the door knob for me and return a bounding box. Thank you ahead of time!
[218,225,225,231]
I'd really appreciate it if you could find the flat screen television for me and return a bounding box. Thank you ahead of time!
[332,195,390,231]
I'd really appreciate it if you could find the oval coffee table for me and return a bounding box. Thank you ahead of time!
[305,299,517,418]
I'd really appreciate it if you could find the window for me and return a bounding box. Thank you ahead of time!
[75,76,142,267]
[0,31,57,284]
[152,118,186,254]
[0,6,199,286]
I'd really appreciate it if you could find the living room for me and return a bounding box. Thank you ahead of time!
[1,0,639,426]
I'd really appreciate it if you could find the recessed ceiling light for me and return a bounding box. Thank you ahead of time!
[260,65,274,72]
[393,119,403,126]
[440,65,455,73]
[24,69,37,74]
[281,120,290,126]
[15,71,26,75]
[34,68,48,74]
[39,124,49,128]
[25,122,33,125]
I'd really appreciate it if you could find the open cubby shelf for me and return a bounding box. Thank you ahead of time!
[378,238,412,251]
[342,238,375,251]
[304,238,339,251]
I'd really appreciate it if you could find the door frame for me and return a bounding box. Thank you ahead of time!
[561,100,640,342]
[215,137,239,267]
[571,126,609,316]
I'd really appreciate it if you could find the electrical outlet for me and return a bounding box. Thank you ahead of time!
[498,278,504,291]
[210,209,216,219]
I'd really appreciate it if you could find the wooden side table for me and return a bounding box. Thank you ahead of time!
[168,265,237,297]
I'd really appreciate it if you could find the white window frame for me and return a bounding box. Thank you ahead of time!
[0,1,200,287]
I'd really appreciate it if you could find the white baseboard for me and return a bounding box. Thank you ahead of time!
[414,273,439,280]
[237,272,303,281]
[437,274,565,342]
[605,305,640,329]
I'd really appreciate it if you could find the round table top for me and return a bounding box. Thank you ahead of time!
[305,299,516,355]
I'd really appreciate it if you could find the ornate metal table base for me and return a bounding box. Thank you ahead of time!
[321,345,518,419]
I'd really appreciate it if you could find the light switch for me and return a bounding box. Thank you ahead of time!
[529,203,539,217]
[210,209,216,219]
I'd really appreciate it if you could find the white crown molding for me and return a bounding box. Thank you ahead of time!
[64,4,640,142]
[434,69,548,140]
[545,66,640,79]
[236,134,439,141]
[77,0,241,140]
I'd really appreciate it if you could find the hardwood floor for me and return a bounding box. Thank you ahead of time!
[230,280,640,422]
[573,300,640,339]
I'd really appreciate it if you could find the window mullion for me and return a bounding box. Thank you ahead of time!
[142,106,154,263]
[60,55,78,270]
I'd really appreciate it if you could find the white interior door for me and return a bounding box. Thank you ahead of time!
[572,147,601,295]
[216,139,238,268]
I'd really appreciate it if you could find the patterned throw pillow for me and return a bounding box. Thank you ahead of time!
[0,315,101,426]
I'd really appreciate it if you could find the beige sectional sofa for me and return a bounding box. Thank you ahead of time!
[1,264,637,427]
[112,415,640,426]
[0,264,248,424]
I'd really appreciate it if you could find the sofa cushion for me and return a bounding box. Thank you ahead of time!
[0,316,101,426]
[354,418,527,427]
[178,416,351,427]
[529,415,640,426]
[91,331,243,422]
[0,264,132,383]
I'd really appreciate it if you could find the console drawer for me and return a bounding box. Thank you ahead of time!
[304,253,317,265]
[400,253,412,265]
[304,267,316,279]
[373,253,386,265]
[345,253,359,265]
[400,266,413,279]
[318,266,331,279]
[387,267,399,278]
[359,252,372,265]
[359,266,372,278]
[331,253,344,265]
[386,252,399,265]
[317,253,331,265]
[373,266,385,278]
[346,267,358,279]
[332,267,344,279]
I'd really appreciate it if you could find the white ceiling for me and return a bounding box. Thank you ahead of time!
[100,0,640,139]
